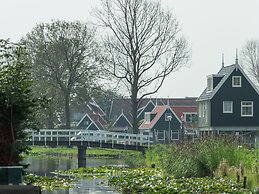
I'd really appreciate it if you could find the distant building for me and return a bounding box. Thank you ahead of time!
[109,97,198,140]
[139,104,198,143]
[74,100,107,130]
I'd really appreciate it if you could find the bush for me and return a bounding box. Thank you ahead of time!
[122,152,146,168]
[146,137,248,178]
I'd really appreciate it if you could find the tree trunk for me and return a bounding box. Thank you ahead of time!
[64,93,71,129]
[131,86,139,134]
[46,108,55,128]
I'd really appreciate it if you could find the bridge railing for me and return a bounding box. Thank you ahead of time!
[25,129,153,148]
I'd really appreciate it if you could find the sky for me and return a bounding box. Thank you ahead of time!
[1,0,259,98]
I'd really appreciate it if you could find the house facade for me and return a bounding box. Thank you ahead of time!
[139,104,198,143]
[109,97,197,134]
[197,62,259,145]
[139,105,181,143]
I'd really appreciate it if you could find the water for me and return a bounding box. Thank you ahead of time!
[23,156,123,194]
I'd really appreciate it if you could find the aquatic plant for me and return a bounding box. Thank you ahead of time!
[24,173,74,191]
[108,168,250,194]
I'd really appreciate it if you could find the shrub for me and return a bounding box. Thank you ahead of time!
[122,152,146,168]
[146,137,248,178]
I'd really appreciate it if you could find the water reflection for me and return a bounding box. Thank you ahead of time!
[23,156,122,194]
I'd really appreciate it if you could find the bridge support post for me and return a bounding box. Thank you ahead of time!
[78,145,87,168]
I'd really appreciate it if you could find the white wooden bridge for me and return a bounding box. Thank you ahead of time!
[25,129,153,150]
[25,129,154,167]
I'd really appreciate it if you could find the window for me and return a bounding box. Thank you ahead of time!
[223,101,233,113]
[184,113,197,123]
[165,113,172,121]
[144,112,151,123]
[241,101,253,117]
[232,76,241,87]
[199,102,206,118]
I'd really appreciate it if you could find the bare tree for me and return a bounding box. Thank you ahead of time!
[95,0,190,133]
[242,40,259,83]
[23,20,102,128]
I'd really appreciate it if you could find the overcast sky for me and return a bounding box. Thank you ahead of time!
[1,0,259,98]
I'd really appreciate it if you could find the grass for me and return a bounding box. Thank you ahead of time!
[28,146,138,158]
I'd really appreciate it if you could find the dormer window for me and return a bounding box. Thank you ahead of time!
[207,76,213,92]
[144,112,151,124]
[232,76,241,87]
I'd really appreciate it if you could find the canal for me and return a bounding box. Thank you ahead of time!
[23,156,124,194]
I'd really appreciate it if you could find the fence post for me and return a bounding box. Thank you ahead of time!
[100,133,102,148]
[124,133,126,149]
[57,130,59,146]
[44,130,46,146]
[112,134,114,148]
[81,131,83,146]
[243,176,247,189]
[140,133,143,146]
[136,133,138,150]
[237,175,240,183]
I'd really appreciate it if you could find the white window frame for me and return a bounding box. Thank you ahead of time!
[241,101,253,117]
[184,112,197,123]
[207,76,213,92]
[144,112,151,124]
[232,76,241,87]
[165,113,172,121]
[223,101,233,113]
[199,102,206,118]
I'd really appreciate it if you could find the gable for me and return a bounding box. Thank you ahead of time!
[77,114,92,128]
[214,68,259,100]
[137,100,155,121]
[112,114,132,127]
[198,64,259,102]
[152,108,181,130]
[86,122,100,130]
[139,105,181,130]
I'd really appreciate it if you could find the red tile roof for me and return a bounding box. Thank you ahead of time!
[139,105,198,130]
[171,106,198,121]
[139,105,168,129]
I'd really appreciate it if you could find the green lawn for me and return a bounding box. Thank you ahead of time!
[28,146,137,157]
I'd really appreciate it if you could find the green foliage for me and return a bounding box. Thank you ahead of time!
[28,146,136,158]
[108,168,249,194]
[146,137,248,178]
[55,166,121,179]
[24,173,74,191]
[22,20,105,128]
[0,39,43,165]
[122,152,146,168]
